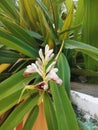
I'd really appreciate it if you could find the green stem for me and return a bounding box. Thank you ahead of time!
[55,40,64,61]
[37,91,44,105]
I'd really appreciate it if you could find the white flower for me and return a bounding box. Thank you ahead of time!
[23,63,38,77]
[23,44,62,90]
[45,45,54,63]
[46,68,62,85]
[39,48,44,63]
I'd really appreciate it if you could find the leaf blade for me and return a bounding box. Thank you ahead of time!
[43,92,58,130]
[0,94,39,130]
[23,105,39,130]
[0,30,38,58]
[57,53,70,97]
[50,81,79,130]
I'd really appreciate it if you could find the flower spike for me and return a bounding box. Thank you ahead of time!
[23,44,62,90]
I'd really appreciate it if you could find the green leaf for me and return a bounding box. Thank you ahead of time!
[0,73,11,82]
[0,0,19,21]
[0,89,27,115]
[0,30,38,58]
[60,0,74,40]
[82,0,98,70]
[0,69,36,100]
[23,105,39,130]
[57,53,70,97]
[0,69,38,114]
[0,49,22,63]
[26,29,43,40]
[73,0,84,39]
[43,92,58,130]
[50,81,79,130]
[0,94,39,130]
[36,0,53,25]
[0,18,39,48]
[65,39,98,61]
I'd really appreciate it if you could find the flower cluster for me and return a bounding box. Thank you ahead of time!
[23,45,62,90]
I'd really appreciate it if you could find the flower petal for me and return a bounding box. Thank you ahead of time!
[23,64,38,77]
[45,50,54,62]
[46,68,62,85]
[46,61,56,73]
[39,49,44,63]
[45,45,49,55]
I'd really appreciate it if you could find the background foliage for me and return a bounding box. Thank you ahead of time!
[0,0,98,129]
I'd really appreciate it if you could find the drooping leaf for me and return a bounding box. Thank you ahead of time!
[65,39,98,61]
[0,30,38,58]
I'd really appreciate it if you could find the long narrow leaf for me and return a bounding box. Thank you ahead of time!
[23,105,39,130]
[0,18,38,48]
[65,39,98,61]
[60,0,74,40]
[0,94,39,130]
[50,81,79,130]
[0,30,38,58]
[57,53,70,97]
[0,69,37,100]
[0,0,19,21]
[82,0,98,70]
[43,92,58,130]
[0,69,38,114]
[36,0,53,25]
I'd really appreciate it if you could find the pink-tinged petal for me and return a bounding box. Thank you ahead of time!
[54,78,62,85]
[23,63,38,77]
[46,68,62,85]
[25,64,37,73]
[23,72,30,77]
